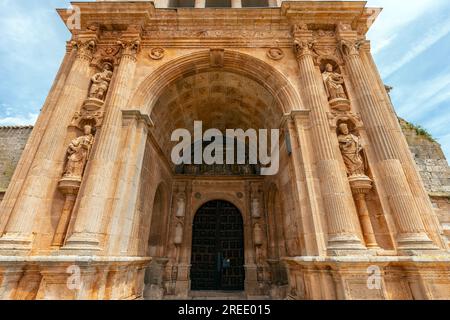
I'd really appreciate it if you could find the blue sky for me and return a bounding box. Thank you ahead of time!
[0,0,450,159]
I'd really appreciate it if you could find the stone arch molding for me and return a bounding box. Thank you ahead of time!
[128,49,304,118]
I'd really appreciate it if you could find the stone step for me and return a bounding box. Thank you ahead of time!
[190,291,248,300]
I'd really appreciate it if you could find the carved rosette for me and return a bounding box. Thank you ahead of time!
[149,47,165,60]
[267,47,284,61]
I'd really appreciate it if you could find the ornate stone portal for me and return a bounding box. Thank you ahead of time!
[0,0,449,300]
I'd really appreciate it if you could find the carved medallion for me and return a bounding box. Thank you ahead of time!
[149,47,165,60]
[267,47,284,61]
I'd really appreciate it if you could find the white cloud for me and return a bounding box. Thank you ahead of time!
[380,20,450,78]
[396,71,450,117]
[0,113,38,126]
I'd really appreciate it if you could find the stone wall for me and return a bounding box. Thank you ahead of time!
[400,119,450,195]
[0,126,33,202]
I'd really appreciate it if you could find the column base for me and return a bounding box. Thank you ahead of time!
[327,234,367,256]
[62,233,102,252]
[0,233,33,254]
[396,233,440,255]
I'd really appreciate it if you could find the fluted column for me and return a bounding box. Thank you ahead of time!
[63,39,141,252]
[0,37,97,252]
[339,36,437,252]
[293,28,365,253]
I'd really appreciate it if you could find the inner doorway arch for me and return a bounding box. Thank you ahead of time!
[191,200,245,291]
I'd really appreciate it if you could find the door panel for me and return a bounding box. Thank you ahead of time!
[191,201,245,291]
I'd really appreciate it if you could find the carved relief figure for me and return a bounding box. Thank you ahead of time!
[322,63,347,101]
[88,63,113,101]
[337,123,366,177]
[63,125,95,180]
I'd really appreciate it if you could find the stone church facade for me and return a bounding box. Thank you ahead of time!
[0,0,449,300]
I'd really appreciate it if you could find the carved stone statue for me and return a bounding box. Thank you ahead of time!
[175,194,186,218]
[88,63,113,101]
[337,123,366,177]
[322,63,348,101]
[63,125,95,180]
[251,198,261,218]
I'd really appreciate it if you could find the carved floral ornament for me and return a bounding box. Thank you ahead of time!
[91,46,122,68]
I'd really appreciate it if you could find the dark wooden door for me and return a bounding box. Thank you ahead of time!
[191,200,245,291]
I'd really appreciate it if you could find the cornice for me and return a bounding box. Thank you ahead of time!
[281,1,381,35]
[57,1,155,32]
[57,1,380,37]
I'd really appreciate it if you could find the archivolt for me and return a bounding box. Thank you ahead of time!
[128,49,303,117]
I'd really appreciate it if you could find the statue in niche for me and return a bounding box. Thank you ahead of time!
[175,194,186,218]
[63,124,95,180]
[322,63,348,101]
[337,123,367,177]
[251,197,261,218]
[88,62,113,101]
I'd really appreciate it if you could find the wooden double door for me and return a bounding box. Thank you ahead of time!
[190,200,245,291]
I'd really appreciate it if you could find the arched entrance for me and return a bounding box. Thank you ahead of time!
[143,184,169,300]
[191,200,245,291]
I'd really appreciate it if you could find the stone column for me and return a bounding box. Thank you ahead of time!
[231,0,242,8]
[292,27,365,253]
[63,38,141,252]
[0,47,75,235]
[0,37,97,252]
[361,48,446,249]
[338,33,437,252]
[195,0,205,8]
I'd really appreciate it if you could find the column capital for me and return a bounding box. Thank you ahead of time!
[291,24,317,60]
[339,39,365,58]
[117,39,141,62]
[71,38,97,62]
[122,110,154,129]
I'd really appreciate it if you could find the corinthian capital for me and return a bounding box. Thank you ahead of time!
[72,39,97,61]
[294,39,317,59]
[118,40,141,61]
[339,39,364,57]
